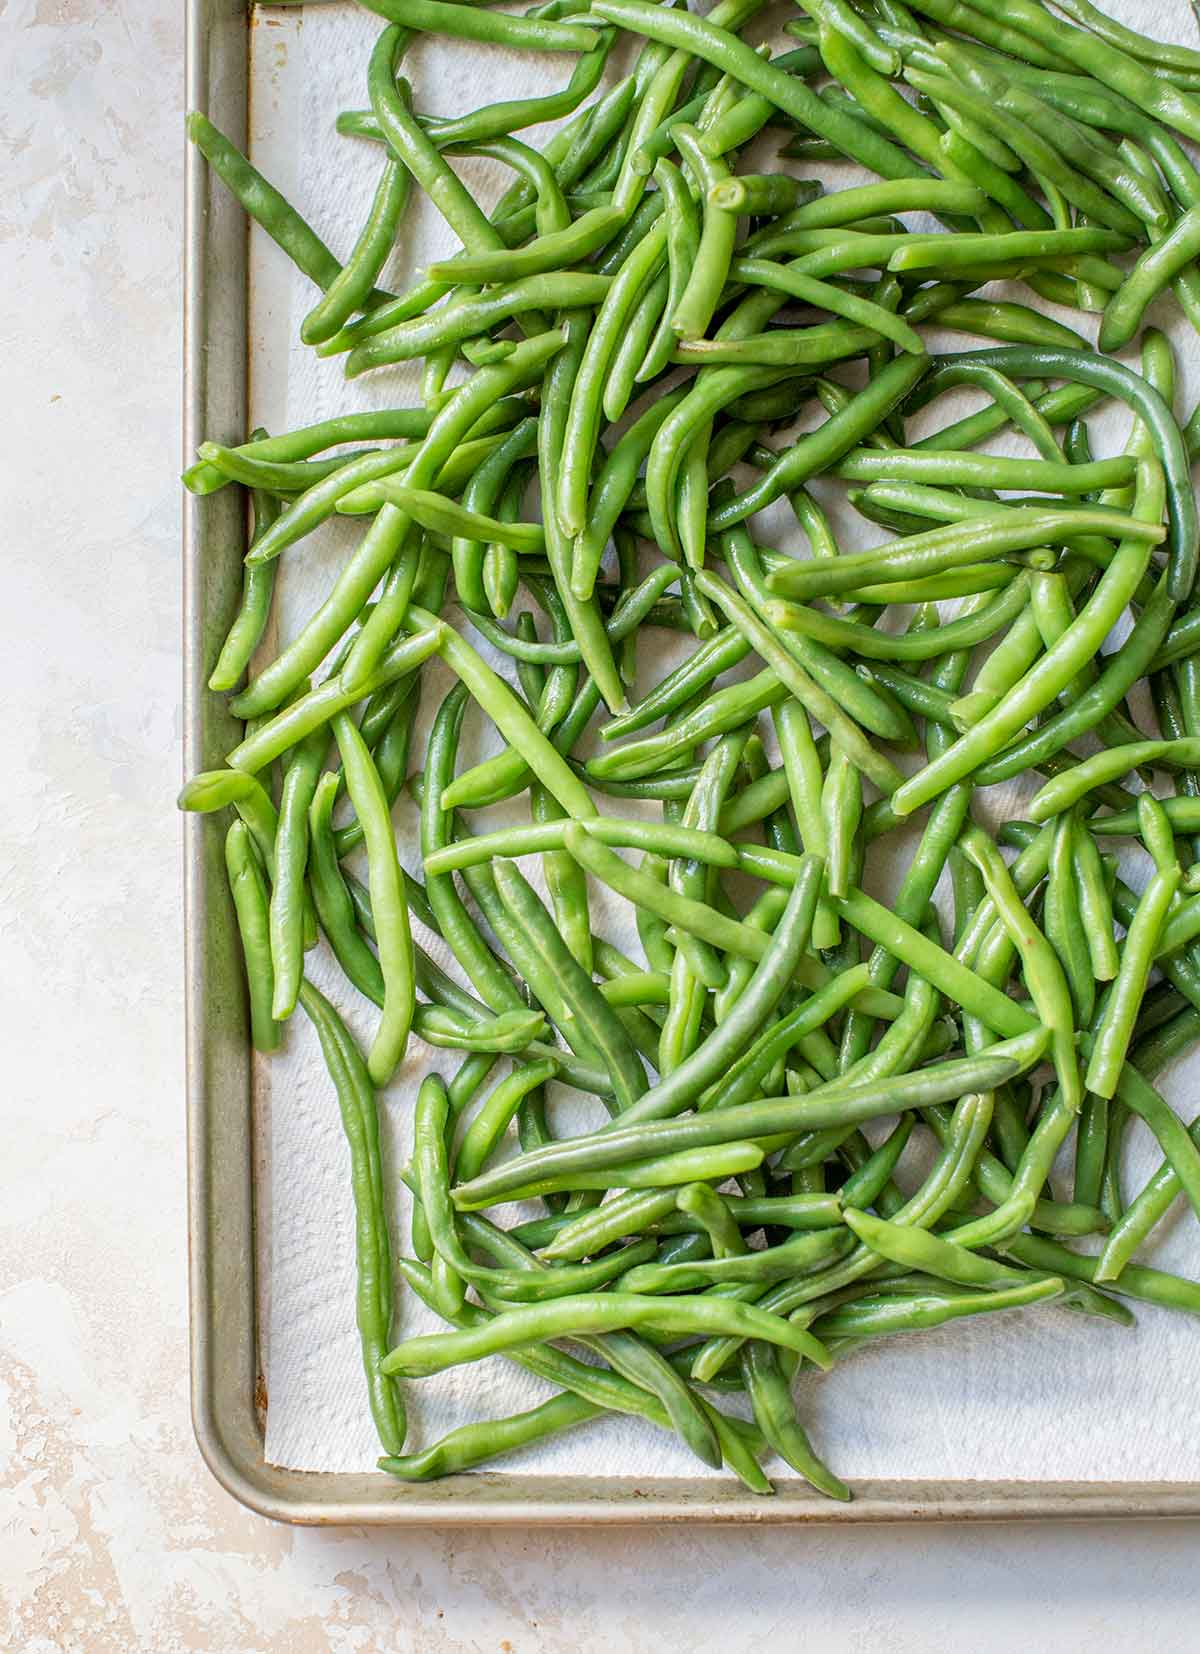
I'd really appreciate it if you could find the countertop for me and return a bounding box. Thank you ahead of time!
[3,1,1200,1648]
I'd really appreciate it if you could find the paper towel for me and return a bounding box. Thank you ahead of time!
[242,0,1200,1480]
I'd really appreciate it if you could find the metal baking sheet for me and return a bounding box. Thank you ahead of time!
[184,0,1200,1522]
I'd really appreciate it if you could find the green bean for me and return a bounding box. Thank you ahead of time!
[367,28,504,252]
[489,1140,778,1198]
[729,258,924,354]
[592,668,787,781]
[449,420,539,614]
[818,26,1035,230]
[382,1289,831,1378]
[298,979,404,1454]
[1002,1230,1200,1317]
[592,0,931,178]
[424,816,735,877]
[695,570,905,794]
[842,1117,915,1212]
[208,476,279,692]
[705,354,929,534]
[366,0,600,51]
[301,154,412,348]
[699,51,819,155]
[410,607,598,819]
[913,379,1096,455]
[331,714,414,1085]
[455,1062,559,1185]
[493,859,646,1110]
[573,398,688,603]
[308,777,390,1008]
[392,1254,768,1484]
[769,506,1153,607]
[530,776,592,973]
[667,125,736,342]
[540,1187,841,1261]
[774,700,838,947]
[227,618,443,776]
[421,688,528,1012]
[690,1088,1003,1378]
[838,449,1131,490]
[631,162,695,386]
[1030,739,1200,822]
[646,859,825,1123]
[740,539,912,740]
[949,349,1191,593]
[962,825,1080,1112]
[815,1275,1065,1340]
[416,1005,549,1054]
[675,1184,743,1261]
[1096,1104,1200,1282]
[183,408,435,494]
[975,582,1177,788]
[1092,797,1200,843]
[348,25,614,150]
[1086,865,1181,1104]
[1101,206,1200,350]
[632,90,711,170]
[818,746,859,902]
[186,112,393,305]
[1066,820,1118,989]
[223,821,279,1053]
[1052,0,1200,73]
[418,1082,650,1303]
[889,475,1164,815]
[941,46,1169,231]
[1085,1037,1200,1239]
[590,270,661,424]
[706,171,812,217]
[235,449,405,568]
[540,318,630,715]
[557,224,667,542]
[380,1388,597,1478]
[621,1228,849,1295]
[846,1208,1049,1292]
[461,565,675,671]
[248,377,547,581]
[393,488,546,553]
[1045,812,1096,1030]
[348,273,609,373]
[826,882,1034,1040]
[767,574,1030,662]
[179,768,281,877]
[453,1027,1047,1210]
[668,321,879,372]
[268,726,326,1020]
[708,965,878,1116]
[811,0,903,73]
[426,200,624,285]
[931,298,1085,350]
[355,376,563,691]
[925,0,1200,140]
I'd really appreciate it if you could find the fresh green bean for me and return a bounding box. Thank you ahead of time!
[298,979,405,1454]
[224,821,279,1054]
[452,1028,1048,1210]
[331,713,414,1085]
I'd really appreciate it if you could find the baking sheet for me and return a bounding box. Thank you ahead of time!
[237,1,1200,1486]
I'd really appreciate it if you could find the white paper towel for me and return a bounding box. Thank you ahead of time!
[244,0,1200,1480]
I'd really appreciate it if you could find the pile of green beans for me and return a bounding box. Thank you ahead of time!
[183,0,1200,1497]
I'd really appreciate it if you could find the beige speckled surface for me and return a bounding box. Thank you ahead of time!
[5,0,1200,1646]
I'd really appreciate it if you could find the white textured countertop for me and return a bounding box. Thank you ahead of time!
[4,0,1200,1647]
